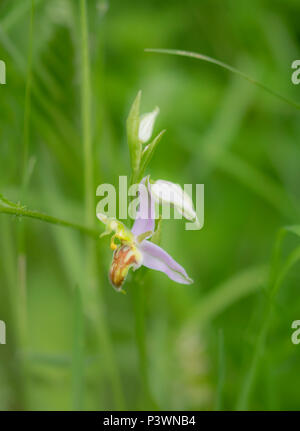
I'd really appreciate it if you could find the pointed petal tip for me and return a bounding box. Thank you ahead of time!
[174,272,194,285]
[139,240,194,286]
[184,276,194,285]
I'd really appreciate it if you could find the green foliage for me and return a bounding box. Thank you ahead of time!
[0,0,300,412]
[138,129,166,182]
[127,90,142,179]
[127,90,165,184]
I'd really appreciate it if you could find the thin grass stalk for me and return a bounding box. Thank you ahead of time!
[79,0,124,409]
[145,48,300,111]
[79,0,96,410]
[237,230,300,410]
[0,204,100,237]
[215,329,225,411]
[71,286,85,410]
[17,0,35,348]
[13,0,35,410]
[80,0,93,227]
[0,218,28,408]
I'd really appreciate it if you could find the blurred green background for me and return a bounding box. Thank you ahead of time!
[0,0,300,411]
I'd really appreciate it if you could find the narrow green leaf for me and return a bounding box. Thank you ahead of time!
[0,201,100,238]
[145,48,300,110]
[72,285,85,410]
[127,90,142,176]
[237,224,300,410]
[215,329,225,411]
[237,245,300,410]
[184,265,267,330]
[138,129,166,181]
[218,152,296,220]
[151,217,162,246]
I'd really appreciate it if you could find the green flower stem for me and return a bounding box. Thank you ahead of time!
[131,278,158,409]
[0,204,100,238]
[129,176,157,408]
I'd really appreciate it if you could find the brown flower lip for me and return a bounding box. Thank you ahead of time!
[109,244,141,290]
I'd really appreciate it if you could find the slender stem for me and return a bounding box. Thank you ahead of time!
[236,303,272,410]
[215,329,225,411]
[237,234,300,410]
[0,204,100,238]
[0,218,28,409]
[80,0,93,227]
[22,0,35,190]
[237,230,286,410]
[129,174,157,408]
[15,0,35,409]
[17,0,35,348]
[79,0,125,409]
[131,279,158,409]
[71,286,85,410]
[79,0,96,411]
[145,48,300,111]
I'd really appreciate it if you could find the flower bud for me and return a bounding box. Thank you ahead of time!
[138,107,159,143]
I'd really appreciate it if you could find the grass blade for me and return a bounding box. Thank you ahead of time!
[184,265,267,330]
[145,48,300,111]
[215,329,225,411]
[237,228,300,410]
[72,286,85,410]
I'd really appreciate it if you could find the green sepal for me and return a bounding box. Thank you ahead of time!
[151,216,162,245]
[138,129,166,182]
[126,90,142,178]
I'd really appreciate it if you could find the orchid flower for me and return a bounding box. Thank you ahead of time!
[97,178,193,292]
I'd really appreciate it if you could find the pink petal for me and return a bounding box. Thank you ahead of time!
[139,240,193,284]
[131,177,155,237]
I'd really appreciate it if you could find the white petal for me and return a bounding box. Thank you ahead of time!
[138,107,159,143]
[150,180,197,221]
